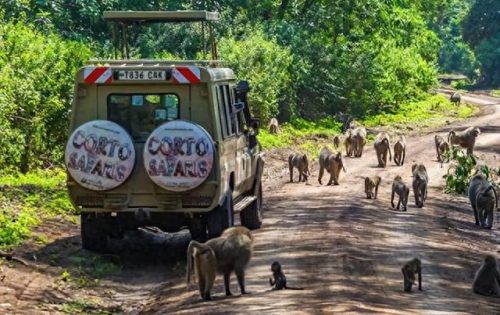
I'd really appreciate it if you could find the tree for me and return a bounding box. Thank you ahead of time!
[462,0,500,86]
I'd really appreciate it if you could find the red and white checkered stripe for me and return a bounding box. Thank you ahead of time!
[83,67,113,84]
[172,66,201,84]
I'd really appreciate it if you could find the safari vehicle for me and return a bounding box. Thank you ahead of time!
[65,11,264,252]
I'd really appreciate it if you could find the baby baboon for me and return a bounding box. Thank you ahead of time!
[288,153,310,183]
[365,176,382,199]
[333,135,341,149]
[469,174,498,228]
[402,258,422,292]
[393,136,406,166]
[448,127,480,154]
[269,261,304,290]
[412,164,429,208]
[344,129,354,157]
[434,135,450,162]
[187,241,217,300]
[374,132,392,168]
[268,118,280,134]
[450,92,461,105]
[473,255,500,297]
[318,147,347,186]
[352,127,367,157]
[391,175,410,211]
[186,226,253,299]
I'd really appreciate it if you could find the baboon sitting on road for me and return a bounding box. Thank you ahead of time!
[268,118,280,134]
[269,261,304,290]
[333,135,341,149]
[473,255,500,297]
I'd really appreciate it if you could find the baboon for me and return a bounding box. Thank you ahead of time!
[391,175,410,211]
[187,241,217,300]
[268,118,280,134]
[374,132,392,167]
[352,127,367,157]
[288,153,310,183]
[365,176,382,199]
[344,129,354,157]
[469,174,498,228]
[186,226,253,299]
[393,136,406,166]
[434,135,450,162]
[450,92,461,105]
[448,127,480,154]
[402,258,422,292]
[333,135,341,149]
[473,255,500,297]
[318,147,347,186]
[412,164,429,208]
[269,261,304,290]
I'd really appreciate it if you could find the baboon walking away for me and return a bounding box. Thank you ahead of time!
[186,226,254,300]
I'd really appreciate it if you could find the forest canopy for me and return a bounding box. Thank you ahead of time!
[0,0,497,173]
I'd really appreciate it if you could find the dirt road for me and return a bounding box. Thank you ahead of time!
[1,92,499,314]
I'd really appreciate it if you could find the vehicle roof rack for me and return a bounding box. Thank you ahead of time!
[103,10,220,23]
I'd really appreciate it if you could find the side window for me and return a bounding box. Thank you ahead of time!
[108,94,179,141]
[216,86,229,138]
[224,85,237,135]
[217,85,235,138]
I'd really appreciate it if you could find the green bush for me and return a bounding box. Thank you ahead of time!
[0,19,92,173]
[443,146,499,194]
[218,29,293,122]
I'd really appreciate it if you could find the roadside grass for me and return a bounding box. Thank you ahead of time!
[59,298,122,315]
[259,94,477,154]
[0,169,75,249]
[491,90,500,97]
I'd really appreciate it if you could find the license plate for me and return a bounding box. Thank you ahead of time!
[116,70,167,81]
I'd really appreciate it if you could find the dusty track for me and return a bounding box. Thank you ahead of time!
[0,92,499,314]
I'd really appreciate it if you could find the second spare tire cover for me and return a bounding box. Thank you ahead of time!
[65,120,136,191]
[143,120,215,192]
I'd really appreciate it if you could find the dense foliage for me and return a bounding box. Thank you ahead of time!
[0,1,494,172]
[462,0,500,86]
[0,18,92,173]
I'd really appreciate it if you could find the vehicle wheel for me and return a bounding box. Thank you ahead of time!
[81,213,112,253]
[189,216,208,242]
[207,192,234,238]
[241,183,263,230]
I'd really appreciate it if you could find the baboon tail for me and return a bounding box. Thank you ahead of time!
[483,185,498,209]
[186,240,208,287]
[285,285,304,290]
[448,131,455,144]
[383,138,392,161]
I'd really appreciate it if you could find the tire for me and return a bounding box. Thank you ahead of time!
[207,192,234,239]
[241,183,263,230]
[81,213,112,253]
[188,216,208,242]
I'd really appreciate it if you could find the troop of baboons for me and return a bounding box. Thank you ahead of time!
[186,116,497,301]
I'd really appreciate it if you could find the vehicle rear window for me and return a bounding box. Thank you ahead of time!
[107,94,179,141]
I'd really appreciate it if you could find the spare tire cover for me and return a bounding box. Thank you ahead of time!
[65,120,135,191]
[143,120,215,192]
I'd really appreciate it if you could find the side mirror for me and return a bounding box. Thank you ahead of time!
[236,80,250,93]
[232,101,245,113]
